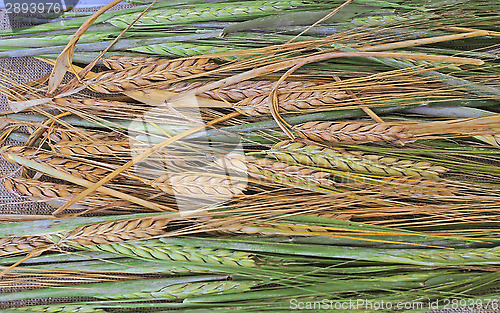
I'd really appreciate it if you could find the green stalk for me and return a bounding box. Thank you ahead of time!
[0,213,162,238]
[0,32,221,58]
[160,237,500,266]
[8,256,200,274]
[0,275,249,302]
[0,0,206,36]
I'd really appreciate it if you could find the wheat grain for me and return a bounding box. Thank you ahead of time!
[3,177,123,210]
[158,80,320,103]
[293,121,414,144]
[148,172,247,198]
[474,135,500,148]
[89,58,218,93]
[1,146,112,182]
[294,115,500,144]
[268,141,447,178]
[0,235,51,256]
[53,140,131,158]
[216,154,334,189]
[233,89,350,116]
[103,55,165,70]
[51,217,171,246]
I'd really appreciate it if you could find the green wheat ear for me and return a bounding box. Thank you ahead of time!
[109,0,322,28]
[56,238,256,268]
[268,141,448,178]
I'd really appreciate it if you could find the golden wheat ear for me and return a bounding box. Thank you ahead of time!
[293,115,500,144]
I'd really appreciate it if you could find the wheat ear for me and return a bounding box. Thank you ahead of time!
[53,140,131,158]
[1,146,111,182]
[3,177,120,210]
[0,235,51,256]
[233,89,350,116]
[293,121,413,144]
[146,172,247,198]
[89,58,218,93]
[10,304,105,312]
[294,115,500,144]
[49,217,171,246]
[63,239,256,267]
[158,80,320,102]
[216,154,334,189]
[268,141,448,178]
[102,55,166,70]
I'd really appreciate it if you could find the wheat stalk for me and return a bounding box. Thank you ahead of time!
[89,58,218,93]
[268,141,448,178]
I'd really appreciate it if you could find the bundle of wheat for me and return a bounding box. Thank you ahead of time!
[0,0,499,312]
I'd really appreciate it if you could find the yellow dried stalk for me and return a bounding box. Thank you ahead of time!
[89,58,218,93]
[269,141,448,178]
[52,97,132,111]
[375,177,455,197]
